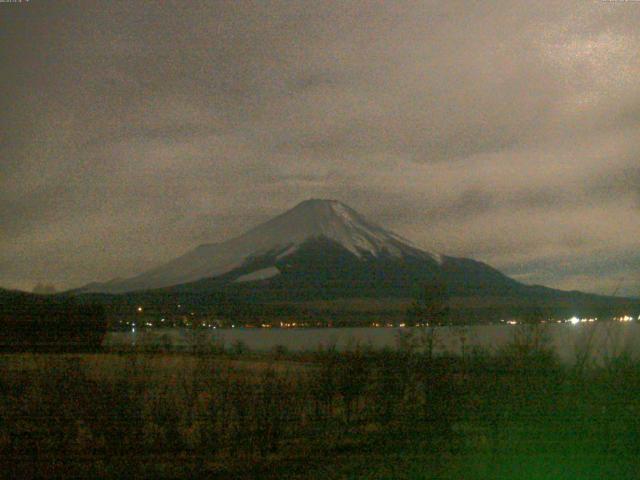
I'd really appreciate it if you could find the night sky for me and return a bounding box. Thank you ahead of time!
[1,1,639,296]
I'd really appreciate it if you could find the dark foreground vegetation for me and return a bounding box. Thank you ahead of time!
[0,289,107,351]
[1,327,639,479]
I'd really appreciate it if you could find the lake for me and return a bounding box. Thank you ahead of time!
[104,322,640,364]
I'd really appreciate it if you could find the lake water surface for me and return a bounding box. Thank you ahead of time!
[104,322,640,364]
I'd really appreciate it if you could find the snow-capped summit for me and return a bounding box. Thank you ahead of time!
[222,198,435,260]
[84,199,440,293]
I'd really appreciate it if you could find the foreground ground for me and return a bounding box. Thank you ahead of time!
[1,326,639,479]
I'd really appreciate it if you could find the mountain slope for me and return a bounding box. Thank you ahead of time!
[160,235,522,301]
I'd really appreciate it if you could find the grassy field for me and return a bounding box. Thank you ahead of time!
[1,326,639,479]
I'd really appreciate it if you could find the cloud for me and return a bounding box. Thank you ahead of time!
[1,0,639,296]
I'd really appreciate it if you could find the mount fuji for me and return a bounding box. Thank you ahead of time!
[79,199,636,320]
[84,199,503,295]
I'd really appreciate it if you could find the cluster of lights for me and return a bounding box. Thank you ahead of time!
[263,322,316,328]
[499,319,519,325]
[194,322,216,329]
[370,322,433,328]
[566,315,637,325]
[279,321,298,328]
[370,322,408,328]
[128,305,639,330]
[567,316,597,325]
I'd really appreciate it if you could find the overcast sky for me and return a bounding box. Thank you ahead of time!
[1,0,639,296]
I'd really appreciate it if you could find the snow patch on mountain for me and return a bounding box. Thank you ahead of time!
[234,266,280,283]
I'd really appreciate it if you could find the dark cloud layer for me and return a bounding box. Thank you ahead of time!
[1,1,639,296]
